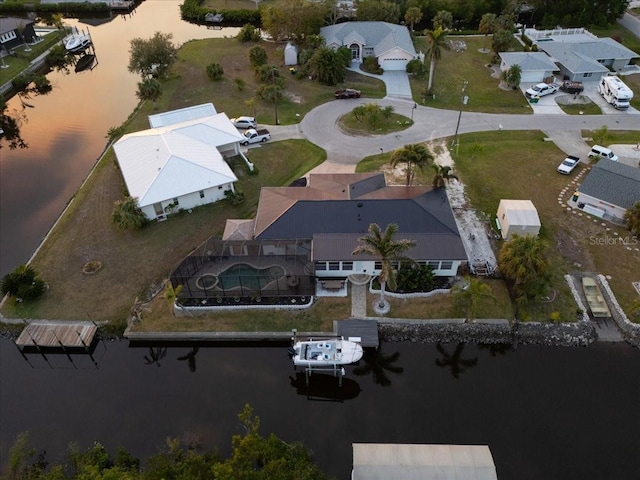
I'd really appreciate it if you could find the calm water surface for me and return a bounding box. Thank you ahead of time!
[1,340,639,479]
[0,0,239,276]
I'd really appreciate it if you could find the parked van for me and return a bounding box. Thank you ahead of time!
[588,145,619,162]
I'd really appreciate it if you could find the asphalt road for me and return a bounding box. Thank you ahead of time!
[272,98,640,168]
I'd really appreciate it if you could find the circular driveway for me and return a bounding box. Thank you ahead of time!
[293,98,640,168]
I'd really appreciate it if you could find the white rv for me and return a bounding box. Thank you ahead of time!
[598,75,633,110]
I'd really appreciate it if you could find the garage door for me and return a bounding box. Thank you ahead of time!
[381,58,409,71]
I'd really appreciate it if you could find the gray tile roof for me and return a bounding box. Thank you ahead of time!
[257,189,465,261]
[499,52,558,71]
[540,38,637,75]
[0,17,34,35]
[578,159,640,209]
[320,21,416,57]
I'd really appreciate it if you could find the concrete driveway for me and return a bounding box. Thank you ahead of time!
[346,64,413,100]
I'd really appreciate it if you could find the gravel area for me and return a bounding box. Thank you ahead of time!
[433,143,498,275]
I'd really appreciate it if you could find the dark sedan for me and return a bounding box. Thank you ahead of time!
[334,88,361,99]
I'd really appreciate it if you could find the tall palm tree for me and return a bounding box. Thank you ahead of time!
[404,6,423,32]
[424,26,450,93]
[623,201,640,236]
[451,277,495,322]
[353,223,415,308]
[258,81,284,125]
[478,13,497,52]
[431,164,458,188]
[498,234,548,288]
[390,143,433,186]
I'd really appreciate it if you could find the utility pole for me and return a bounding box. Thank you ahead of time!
[453,81,468,156]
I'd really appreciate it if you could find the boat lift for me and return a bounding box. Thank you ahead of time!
[290,329,348,387]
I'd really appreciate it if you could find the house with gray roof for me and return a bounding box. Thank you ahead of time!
[518,28,638,81]
[224,173,467,278]
[0,16,36,52]
[499,52,558,83]
[575,159,640,223]
[320,22,417,71]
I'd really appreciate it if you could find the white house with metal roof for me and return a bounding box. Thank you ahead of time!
[113,113,243,220]
[320,21,417,71]
[574,159,640,224]
[499,52,558,83]
[147,102,217,128]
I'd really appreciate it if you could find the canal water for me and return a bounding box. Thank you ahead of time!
[1,340,639,479]
[0,0,239,277]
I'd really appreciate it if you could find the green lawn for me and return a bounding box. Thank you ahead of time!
[0,30,65,83]
[410,35,532,114]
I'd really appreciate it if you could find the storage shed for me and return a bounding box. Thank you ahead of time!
[496,199,541,241]
[284,42,297,66]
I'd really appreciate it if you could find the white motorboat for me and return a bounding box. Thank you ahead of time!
[291,337,363,368]
[64,31,91,53]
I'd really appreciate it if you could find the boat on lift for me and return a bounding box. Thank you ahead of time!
[290,337,363,368]
[64,29,91,53]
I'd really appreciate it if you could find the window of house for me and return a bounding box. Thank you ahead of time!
[374,261,382,269]
[1,31,17,43]
[441,261,453,269]
[173,198,179,205]
[199,190,204,199]
[583,72,592,78]
[328,261,340,270]
[315,262,327,271]
[342,261,353,270]
[428,261,440,269]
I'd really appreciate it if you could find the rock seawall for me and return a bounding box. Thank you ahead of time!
[379,320,597,347]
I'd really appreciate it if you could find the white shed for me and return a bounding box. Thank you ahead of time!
[284,42,297,66]
[496,199,541,241]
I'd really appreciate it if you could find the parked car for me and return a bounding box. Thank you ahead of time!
[525,82,559,98]
[334,89,361,99]
[240,128,271,146]
[560,81,584,94]
[557,155,580,174]
[588,145,619,162]
[231,116,257,129]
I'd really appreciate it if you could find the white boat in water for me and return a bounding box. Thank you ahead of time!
[64,31,91,53]
[291,337,363,368]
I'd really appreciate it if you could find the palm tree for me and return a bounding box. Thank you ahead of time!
[307,46,346,86]
[431,164,458,188]
[353,345,404,387]
[478,13,497,52]
[624,201,640,236]
[451,277,495,322]
[404,7,423,32]
[390,143,433,186]
[258,81,284,125]
[499,234,549,304]
[424,26,450,93]
[136,78,162,109]
[164,282,183,316]
[111,196,147,230]
[435,343,478,379]
[353,223,415,309]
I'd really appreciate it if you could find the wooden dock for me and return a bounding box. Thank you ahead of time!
[336,319,379,348]
[15,321,97,349]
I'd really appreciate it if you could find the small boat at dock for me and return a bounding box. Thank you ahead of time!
[291,337,363,368]
[64,30,91,53]
[75,54,96,73]
[582,277,611,318]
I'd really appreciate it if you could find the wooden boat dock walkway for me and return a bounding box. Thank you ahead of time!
[336,319,379,348]
[15,321,97,349]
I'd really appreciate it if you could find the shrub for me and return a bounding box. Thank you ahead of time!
[1,265,47,302]
[406,59,427,79]
[206,63,224,80]
[395,261,437,292]
[362,56,383,75]
[237,23,260,42]
[233,77,246,91]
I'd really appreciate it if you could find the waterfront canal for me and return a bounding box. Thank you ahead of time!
[1,340,639,479]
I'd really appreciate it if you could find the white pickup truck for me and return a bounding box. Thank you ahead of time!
[525,82,560,98]
[240,128,271,146]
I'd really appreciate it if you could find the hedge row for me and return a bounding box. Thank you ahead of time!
[0,2,111,15]
[180,0,261,26]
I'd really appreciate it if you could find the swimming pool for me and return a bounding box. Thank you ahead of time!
[217,263,286,291]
